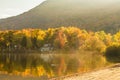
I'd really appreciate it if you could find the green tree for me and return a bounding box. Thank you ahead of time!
[21,36,27,48]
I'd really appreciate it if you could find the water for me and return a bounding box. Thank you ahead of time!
[0,52,106,79]
[0,53,53,77]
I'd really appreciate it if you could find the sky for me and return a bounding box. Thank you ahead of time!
[0,0,120,19]
[0,0,46,19]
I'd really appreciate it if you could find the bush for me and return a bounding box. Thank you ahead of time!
[105,45,120,63]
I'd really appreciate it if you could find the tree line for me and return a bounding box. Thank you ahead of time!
[0,27,120,54]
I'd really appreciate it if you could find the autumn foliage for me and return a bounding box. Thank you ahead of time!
[0,27,120,62]
[0,27,105,52]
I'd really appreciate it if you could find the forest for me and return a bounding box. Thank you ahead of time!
[0,27,120,77]
[0,27,120,61]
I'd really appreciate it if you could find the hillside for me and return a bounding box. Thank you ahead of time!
[0,0,120,33]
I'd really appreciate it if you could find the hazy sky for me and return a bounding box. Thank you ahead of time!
[0,0,120,19]
[0,0,45,19]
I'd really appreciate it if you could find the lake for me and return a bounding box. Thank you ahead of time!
[0,51,107,79]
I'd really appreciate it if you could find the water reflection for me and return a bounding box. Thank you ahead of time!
[0,53,53,77]
[0,52,106,78]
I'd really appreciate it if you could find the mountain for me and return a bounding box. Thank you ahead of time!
[0,0,120,33]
